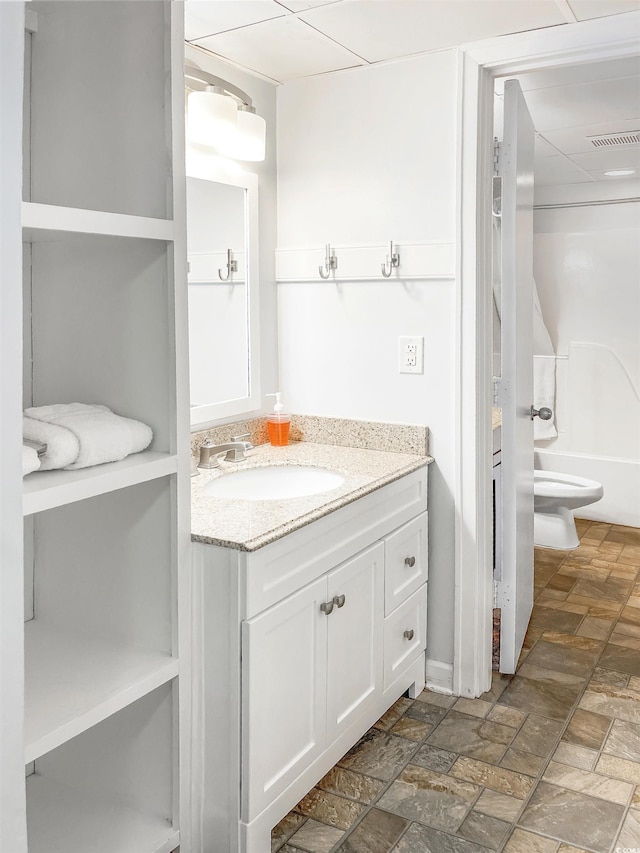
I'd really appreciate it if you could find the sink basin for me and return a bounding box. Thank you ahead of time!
[202,465,345,501]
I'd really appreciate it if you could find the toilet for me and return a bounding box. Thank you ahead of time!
[534,470,604,550]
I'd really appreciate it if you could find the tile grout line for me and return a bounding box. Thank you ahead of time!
[326,704,445,852]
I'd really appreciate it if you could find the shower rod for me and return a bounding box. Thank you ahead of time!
[534,196,640,211]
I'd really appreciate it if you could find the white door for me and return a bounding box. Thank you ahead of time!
[241,577,328,819]
[326,543,383,744]
[496,79,535,674]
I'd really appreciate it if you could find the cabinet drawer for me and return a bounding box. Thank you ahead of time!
[383,513,428,615]
[383,585,427,690]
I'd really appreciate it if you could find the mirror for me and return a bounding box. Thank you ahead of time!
[185,162,260,428]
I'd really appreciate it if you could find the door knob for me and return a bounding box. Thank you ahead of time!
[403,629,415,641]
[530,406,552,421]
[404,556,416,568]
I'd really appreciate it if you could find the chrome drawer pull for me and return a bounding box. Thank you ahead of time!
[403,629,415,641]
[332,594,346,608]
[404,556,416,568]
[320,601,334,615]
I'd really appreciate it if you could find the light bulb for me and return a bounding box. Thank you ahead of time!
[187,89,237,152]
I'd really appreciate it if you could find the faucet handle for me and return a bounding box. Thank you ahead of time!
[232,432,253,448]
[199,440,221,469]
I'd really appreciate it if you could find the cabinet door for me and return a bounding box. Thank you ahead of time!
[326,543,384,744]
[241,577,328,820]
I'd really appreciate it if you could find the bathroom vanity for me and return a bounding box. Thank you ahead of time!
[190,439,431,852]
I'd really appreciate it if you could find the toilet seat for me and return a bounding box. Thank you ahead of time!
[534,470,603,499]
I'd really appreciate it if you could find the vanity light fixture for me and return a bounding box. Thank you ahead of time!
[185,66,266,162]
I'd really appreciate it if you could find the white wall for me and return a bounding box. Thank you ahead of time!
[534,200,640,526]
[277,50,459,669]
[184,45,279,425]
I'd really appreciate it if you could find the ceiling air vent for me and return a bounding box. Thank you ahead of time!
[587,131,640,148]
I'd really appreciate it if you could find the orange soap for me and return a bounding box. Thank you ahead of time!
[267,418,290,446]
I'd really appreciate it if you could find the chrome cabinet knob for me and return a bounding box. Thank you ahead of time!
[332,594,346,608]
[403,629,415,641]
[320,601,334,615]
[530,406,552,421]
[404,556,416,568]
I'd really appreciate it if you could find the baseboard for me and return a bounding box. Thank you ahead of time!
[425,658,454,695]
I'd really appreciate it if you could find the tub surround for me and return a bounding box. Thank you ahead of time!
[191,438,432,551]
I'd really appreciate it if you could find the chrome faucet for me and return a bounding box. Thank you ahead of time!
[198,433,254,469]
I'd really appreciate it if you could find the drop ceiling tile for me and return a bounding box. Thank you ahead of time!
[298,0,567,64]
[495,56,640,95]
[535,134,560,156]
[568,0,640,21]
[542,119,640,154]
[522,76,640,132]
[277,0,342,10]
[570,147,640,170]
[192,16,366,82]
[534,155,595,186]
[185,0,287,41]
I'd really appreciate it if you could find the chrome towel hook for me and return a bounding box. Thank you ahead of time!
[319,243,338,279]
[381,241,400,277]
[218,248,238,282]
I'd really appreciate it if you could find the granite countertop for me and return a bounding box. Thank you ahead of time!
[191,441,432,552]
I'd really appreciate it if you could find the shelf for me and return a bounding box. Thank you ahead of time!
[23,451,178,516]
[25,620,178,763]
[22,202,175,242]
[27,773,179,853]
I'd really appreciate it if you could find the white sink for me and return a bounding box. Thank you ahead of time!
[202,464,345,501]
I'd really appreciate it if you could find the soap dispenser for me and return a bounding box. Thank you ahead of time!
[266,392,291,446]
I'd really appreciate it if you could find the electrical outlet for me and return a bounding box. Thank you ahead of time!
[398,336,424,374]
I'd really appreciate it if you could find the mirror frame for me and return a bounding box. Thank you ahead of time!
[185,155,260,428]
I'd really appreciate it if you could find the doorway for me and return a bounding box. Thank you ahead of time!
[490,54,640,674]
[454,14,640,698]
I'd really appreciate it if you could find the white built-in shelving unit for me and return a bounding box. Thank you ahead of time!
[0,3,190,851]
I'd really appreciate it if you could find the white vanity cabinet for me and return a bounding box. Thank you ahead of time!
[191,466,428,853]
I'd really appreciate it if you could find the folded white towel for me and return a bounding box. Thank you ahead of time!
[22,444,41,477]
[23,414,80,470]
[24,403,153,470]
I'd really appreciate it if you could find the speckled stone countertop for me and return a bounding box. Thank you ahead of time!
[191,441,432,552]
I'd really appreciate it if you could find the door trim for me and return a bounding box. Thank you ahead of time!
[454,11,640,697]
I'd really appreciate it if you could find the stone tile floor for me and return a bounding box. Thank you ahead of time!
[271,520,640,852]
